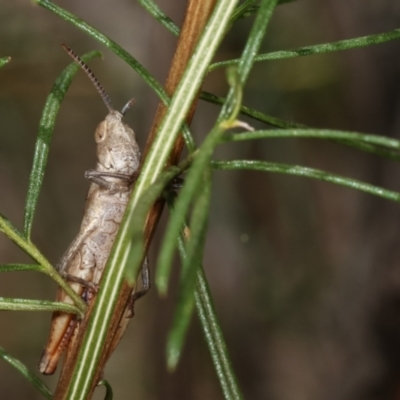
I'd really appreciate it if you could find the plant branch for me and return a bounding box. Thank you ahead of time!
[53,1,223,398]
[212,160,400,203]
[209,28,400,72]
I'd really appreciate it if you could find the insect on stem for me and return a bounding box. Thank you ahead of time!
[39,44,143,376]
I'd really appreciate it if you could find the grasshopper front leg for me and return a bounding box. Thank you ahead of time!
[85,169,136,193]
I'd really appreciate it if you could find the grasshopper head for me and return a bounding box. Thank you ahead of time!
[95,110,140,176]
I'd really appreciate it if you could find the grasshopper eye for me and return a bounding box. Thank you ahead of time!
[94,121,107,143]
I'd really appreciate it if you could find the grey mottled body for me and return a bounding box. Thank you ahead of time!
[39,110,140,375]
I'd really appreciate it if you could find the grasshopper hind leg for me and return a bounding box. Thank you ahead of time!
[38,315,79,375]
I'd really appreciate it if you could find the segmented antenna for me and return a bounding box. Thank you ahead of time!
[61,43,113,112]
[121,98,136,116]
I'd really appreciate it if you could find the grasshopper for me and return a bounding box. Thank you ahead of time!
[39,44,147,375]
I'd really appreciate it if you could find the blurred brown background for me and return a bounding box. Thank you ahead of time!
[1,0,400,399]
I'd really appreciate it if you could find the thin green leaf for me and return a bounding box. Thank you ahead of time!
[0,264,41,273]
[124,165,183,284]
[231,0,294,23]
[0,346,52,399]
[0,57,11,68]
[202,94,400,161]
[138,0,179,36]
[182,124,197,153]
[98,379,113,400]
[201,91,305,128]
[234,0,278,86]
[156,123,225,295]
[157,0,279,294]
[165,192,243,400]
[166,169,212,371]
[158,74,240,296]
[139,0,294,38]
[63,2,239,398]
[333,139,400,162]
[209,28,400,72]
[212,160,400,203]
[157,65,245,297]
[23,51,101,239]
[194,264,243,400]
[224,129,400,149]
[0,297,81,314]
[233,5,260,22]
[0,213,86,311]
[231,0,259,23]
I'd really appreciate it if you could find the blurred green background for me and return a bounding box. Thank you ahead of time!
[1,1,400,399]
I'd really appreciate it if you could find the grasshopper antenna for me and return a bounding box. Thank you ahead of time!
[61,43,113,113]
[121,98,136,116]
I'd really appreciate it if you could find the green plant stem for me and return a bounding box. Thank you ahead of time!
[212,160,400,203]
[209,28,400,72]
[63,1,239,398]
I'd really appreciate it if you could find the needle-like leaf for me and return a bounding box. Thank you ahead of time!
[212,160,400,203]
[23,50,101,239]
[0,347,52,399]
